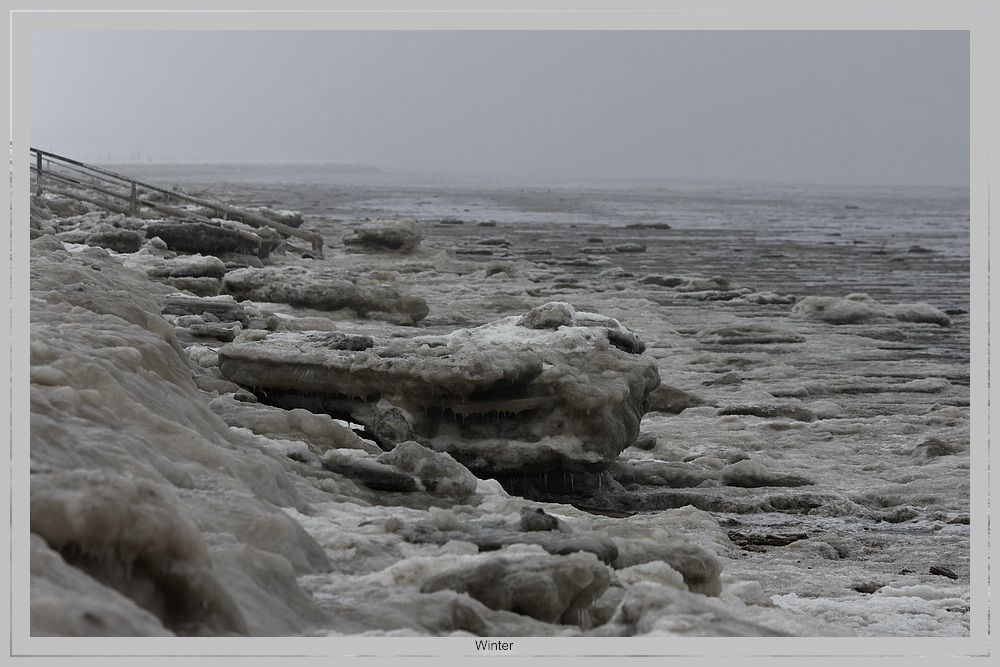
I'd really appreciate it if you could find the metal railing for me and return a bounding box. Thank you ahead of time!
[30,148,324,256]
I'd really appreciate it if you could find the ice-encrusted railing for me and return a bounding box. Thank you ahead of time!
[29,147,325,257]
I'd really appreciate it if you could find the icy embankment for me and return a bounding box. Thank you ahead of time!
[29,236,330,636]
[27,233,852,637]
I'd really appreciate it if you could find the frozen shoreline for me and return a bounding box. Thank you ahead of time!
[26,174,971,638]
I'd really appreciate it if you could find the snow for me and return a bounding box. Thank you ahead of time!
[772,589,970,637]
[24,175,974,648]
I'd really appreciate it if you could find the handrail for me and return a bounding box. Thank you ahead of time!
[30,147,325,256]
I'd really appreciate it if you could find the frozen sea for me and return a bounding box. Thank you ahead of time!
[26,162,979,649]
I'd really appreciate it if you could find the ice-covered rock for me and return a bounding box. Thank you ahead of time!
[155,253,228,279]
[610,536,725,597]
[716,404,817,422]
[400,519,620,565]
[160,293,253,343]
[519,506,565,532]
[790,293,952,326]
[123,253,230,296]
[477,236,511,247]
[718,459,814,488]
[741,291,797,305]
[317,443,478,501]
[208,395,383,455]
[222,266,430,324]
[378,440,479,500]
[418,547,611,624]
[639,274,685,288]
[646,384,706,414]
[676,276,733,292]
[161,292,250,324]
[597,581,791,636]
[612,243,646,253]
[321,449,423,492]
[695,323,806,346]
[217,301,660,480]
[145,220,282,259]
[84,225,145,253]
[342,218,423,253]
[32,192,95,219]
[607,459,714,489]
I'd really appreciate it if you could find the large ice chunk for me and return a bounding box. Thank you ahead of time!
[218,302,660,479]
[222,266,430,324]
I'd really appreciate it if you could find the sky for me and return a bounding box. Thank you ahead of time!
[28,29,970,187]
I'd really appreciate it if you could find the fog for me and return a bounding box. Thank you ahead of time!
[29,30,969,187]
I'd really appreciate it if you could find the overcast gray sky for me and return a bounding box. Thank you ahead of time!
[29,30,969,187]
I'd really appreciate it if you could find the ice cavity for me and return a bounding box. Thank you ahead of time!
[31,534,173,637]
[217,301,661,483]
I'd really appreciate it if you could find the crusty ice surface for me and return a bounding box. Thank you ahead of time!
[26,172,971,639]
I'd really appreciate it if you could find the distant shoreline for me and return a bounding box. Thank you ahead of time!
[83,161,971,194]
[95,160,382,172]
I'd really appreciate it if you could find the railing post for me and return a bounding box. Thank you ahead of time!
[35,151,43,196]
[129,181,138,216]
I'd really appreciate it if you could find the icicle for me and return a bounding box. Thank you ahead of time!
[570,473,575,492]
